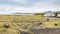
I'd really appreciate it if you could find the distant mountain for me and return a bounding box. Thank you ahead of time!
[44,11,60,14]
[12,12,35,14]
[54,11,60,13]
[12,12,35,15]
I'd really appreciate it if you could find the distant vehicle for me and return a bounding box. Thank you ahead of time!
[57,14,60,18]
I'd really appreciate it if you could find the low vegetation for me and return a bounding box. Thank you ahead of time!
[0,12,60,34]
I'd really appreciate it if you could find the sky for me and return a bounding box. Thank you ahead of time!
[0,0,60,14]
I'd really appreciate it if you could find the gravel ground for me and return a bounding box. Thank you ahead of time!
[30,28,60,34]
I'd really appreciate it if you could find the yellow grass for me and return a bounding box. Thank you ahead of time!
[0,14,60,34]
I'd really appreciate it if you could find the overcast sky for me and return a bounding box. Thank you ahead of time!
[0,0,60,14]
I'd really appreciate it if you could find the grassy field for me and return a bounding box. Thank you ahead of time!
[0,14,60,34]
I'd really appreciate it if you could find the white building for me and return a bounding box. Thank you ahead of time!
[43,13,55,17]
